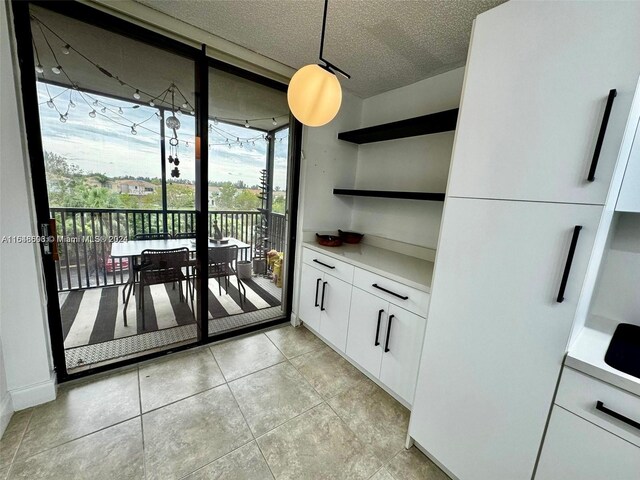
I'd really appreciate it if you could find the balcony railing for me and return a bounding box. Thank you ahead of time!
[50,208,286,291]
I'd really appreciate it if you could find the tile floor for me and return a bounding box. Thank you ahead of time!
[0,325,450,480]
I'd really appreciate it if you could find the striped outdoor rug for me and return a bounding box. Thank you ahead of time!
[60,277,281,348]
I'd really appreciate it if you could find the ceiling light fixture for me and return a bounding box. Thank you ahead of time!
[287,0,350,127]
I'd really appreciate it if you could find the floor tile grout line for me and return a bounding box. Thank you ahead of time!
[254,434,277,480]
[136,365,148,480]
[226,382,256,441]
[8,414,142,466]
[6,408,34,467]
[175,437,258,480]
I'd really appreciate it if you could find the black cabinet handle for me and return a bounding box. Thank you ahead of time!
[314,278,321,307]
[372,283,408,300]
[320,281,327,311]
[313,259,335,269]
[384,315,394,353]
[557,226,582,303]
[596,401,640,431]
[588,89,617,182]
[374,309,384,346]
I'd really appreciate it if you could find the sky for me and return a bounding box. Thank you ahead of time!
[37,82,289,190]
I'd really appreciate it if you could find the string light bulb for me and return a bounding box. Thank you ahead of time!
[46,98,54,108]
[35,64,44,74]
[59,113,67,123]
[245,120,250,128]
[133,89,141,100]
[213,117,218,125]
[101,106,107,113]
[89,110,96,118]
[190,110,195,115]
[149,100,155,107]
[61,44,70,55]
[272,117,277,126]
[176,109,182,117]
[182,103,188,109]
[118,107,123,115]
[51,65,62,75]
[93,100,99,106]
[69,100,76,109]
[131,124,137,135]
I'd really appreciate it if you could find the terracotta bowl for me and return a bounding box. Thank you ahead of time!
[338,229,364,244]
[316,233,343,247]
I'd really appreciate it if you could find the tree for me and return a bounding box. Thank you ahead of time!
[235,189,260,211]
[217,182,238,210]
[272,195,286,214]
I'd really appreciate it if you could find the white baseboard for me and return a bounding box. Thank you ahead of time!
[0,392,13,438]
[10,372,57,410]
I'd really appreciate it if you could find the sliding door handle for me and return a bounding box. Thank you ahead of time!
[384,315,394,353]
[320,281,327,311]
[557,225,582,303]
[596,401,640,431]
[314,278,322,307]
[588,89,617,182]
[374,309,384,346]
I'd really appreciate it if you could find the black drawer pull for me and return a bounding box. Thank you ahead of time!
[314,278,322,307]
[320,281,327,311]
[313,259,335,269]
[372,283,408,300]
[596,401,640,431]
[384,315,394,352]
[374,309,384,346]
[588,89,617,182]
[556,226,582,303]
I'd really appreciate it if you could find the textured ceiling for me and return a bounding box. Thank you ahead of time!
[134,0,506,98]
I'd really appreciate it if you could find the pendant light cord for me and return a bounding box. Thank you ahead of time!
[317,0,351,79]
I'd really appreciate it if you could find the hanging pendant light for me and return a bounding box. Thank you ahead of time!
[287,0,350,127]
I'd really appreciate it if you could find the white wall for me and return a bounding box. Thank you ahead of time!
[350,67,465,248]
[1,1,56,411]
[590,213,640,326]
[0,340,10,437]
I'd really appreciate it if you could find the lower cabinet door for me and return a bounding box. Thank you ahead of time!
[380,305,426,404]
[536,407,640,480]
[319,274,352,351]
[346,287,388,377]
[299,263,322,332]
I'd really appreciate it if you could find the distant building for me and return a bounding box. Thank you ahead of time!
[113,179,156,195]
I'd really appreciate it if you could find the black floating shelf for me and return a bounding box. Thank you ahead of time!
[338,108,458,144]
[333,189,445,201]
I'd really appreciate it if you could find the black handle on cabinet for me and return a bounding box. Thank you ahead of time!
[556,225,582,303]
[313,259,335,269]
[320,281,327,311]
[374,309,384,346]
[314,278,322,307]
[596,401,640,431]
[384,315,394,353]
[372,283,409,300]
[587,89,617,182]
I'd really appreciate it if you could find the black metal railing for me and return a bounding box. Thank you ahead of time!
[49,208,286,291]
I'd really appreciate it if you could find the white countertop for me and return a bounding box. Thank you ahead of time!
[303,241,434,292]
[566,315,640,397]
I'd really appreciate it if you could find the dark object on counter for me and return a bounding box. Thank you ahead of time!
[604,323,640,379]
[316,234,343,247]
[338,229,364,244]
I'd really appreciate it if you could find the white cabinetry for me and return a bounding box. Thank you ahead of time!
[536,368,640,479]
[617,121,640,212]
[448,1,640,204]
[346,287,427,404]
[298,255,353,351]
[536,407,640,480]
[409,197,603,480]
[299,245,430,405]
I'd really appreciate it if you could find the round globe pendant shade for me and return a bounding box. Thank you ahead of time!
[287,64,342,127]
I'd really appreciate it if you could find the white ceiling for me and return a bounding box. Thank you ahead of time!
[134,0,506,98]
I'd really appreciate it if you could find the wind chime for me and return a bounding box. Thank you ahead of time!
[166,84,181,178]
[254,168,270,276]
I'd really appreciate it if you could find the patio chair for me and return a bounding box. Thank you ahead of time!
[173,232,195,239]
[137,247,191,329]
[122,232,172,305]
[198,245,246,308]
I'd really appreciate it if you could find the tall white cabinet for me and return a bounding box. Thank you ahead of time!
[408,2,640,479]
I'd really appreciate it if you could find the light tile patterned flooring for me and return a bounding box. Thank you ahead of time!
[0,325,450,480]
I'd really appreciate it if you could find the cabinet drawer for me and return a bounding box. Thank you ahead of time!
[556,367,640,447]
[302,248,354,284]
[353,268,429,317]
